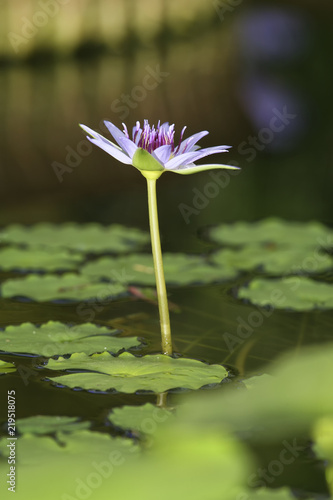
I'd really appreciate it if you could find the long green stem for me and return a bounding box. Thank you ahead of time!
[145,175,172,355]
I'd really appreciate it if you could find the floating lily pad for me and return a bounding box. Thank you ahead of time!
[16,415,91,435]
[82,253,237,286]
[0,273,127,302]
[0,359,16,374]
[238,276,333,311]
[108,403,173,433]
[0,321,140,357]
[211,245,333,276]
[45,351,228,393]
[0,247,83,272]
[209,218,333,249]
[0,430,139,500]
[0,222,149,253]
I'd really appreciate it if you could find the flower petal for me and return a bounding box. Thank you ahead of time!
[86,137,132,164]
[152,145,172,165]
[184,145,231,163]
[117,137,138,159]
[104,121,129,148]
[165,146,230,170]
[177,130,209,154]
[80,124,122,150]
[132,122,142,144]
[171,163,240,175]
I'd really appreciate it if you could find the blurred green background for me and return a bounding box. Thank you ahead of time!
[0,0,332,249]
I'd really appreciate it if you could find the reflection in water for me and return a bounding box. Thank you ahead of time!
[234,6,311,152]
[0,3,332,230]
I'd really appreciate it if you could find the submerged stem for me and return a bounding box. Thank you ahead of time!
[145,174,172,356]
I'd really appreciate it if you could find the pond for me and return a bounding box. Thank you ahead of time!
[0,5,333,500]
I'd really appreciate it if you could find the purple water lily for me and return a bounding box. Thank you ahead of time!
[80,120,237,175]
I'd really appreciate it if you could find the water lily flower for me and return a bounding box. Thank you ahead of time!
[80,119,238,176]
[79,119,239,356]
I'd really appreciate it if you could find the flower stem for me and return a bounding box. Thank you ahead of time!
[145,174,172,355]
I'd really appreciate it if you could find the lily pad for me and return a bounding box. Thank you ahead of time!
[238,276,333,311]
[16,415,91,435]
[0,247,83,271]
[0,359,16,374]
[0,273,127,302]
[0,430,139,500]
[211,245,333,276]
[0,321,141,357]
[0,222,149,253]
[45,351,228,393]
[108,403,173,433]
[209,218,333,249]
[81,253,237,286]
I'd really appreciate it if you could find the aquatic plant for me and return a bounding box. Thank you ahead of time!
[80,120,237,354]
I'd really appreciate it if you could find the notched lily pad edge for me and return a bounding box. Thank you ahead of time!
[44,377,229,395]
[41,353,230,395]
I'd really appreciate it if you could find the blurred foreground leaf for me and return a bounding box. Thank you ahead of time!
[175,343,333,443]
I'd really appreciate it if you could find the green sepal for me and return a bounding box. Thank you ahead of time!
[172,164,240,175]
[132,148,165,172]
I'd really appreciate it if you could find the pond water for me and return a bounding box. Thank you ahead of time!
[0,8,333,498]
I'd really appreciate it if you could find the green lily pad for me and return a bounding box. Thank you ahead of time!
[0,273,127,302]
[238,276,333,311]
[45,351,228,393]
[82,253,237,286]
[0,359,16,374]
[0,321,140,357]
[0,430,139,500]
[16,415,91,435]
[211,245,333,276]
[0,222,149,253]
[0,247,83,271]
[108,403,173,433]
[209,218,333,248]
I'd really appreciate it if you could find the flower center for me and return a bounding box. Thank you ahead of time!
[123,120,186,154]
